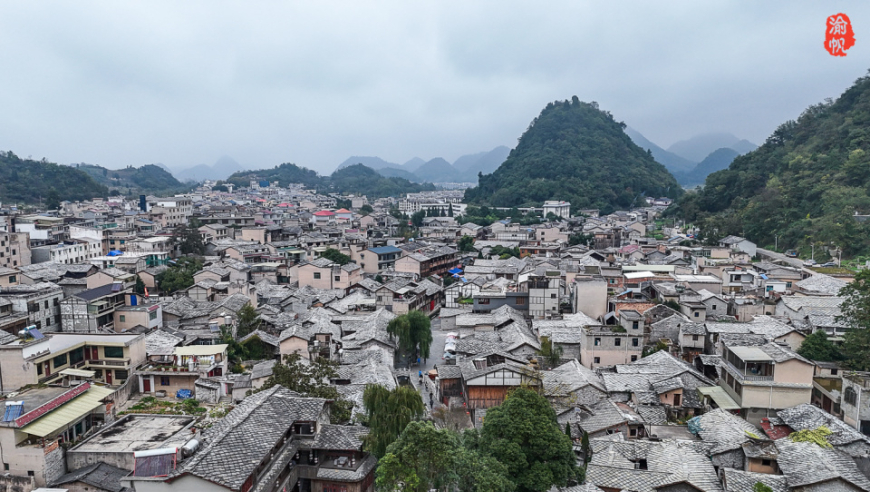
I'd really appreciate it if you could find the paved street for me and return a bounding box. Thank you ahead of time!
[757,248,814,274]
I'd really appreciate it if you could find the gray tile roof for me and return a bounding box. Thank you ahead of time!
[694,408,761,455]
[143,328,184,356]
[51,461,130,492]
[177,386,327,489]
[776,403,870,447]
[722,468,789,492]
[775,438,870,491]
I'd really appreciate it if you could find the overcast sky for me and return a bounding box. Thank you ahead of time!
[1,1,868,174]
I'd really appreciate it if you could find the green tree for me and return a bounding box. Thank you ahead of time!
[537,337,564,369]
[171,221,205,255]
[375,421,459,492]
[797,330,841,362]
[387,311,433,364]
[839,270,870,330]
[235,304,260,338]
[455,447,516,492]
[842,329,870,371]
[360,204,374,215]
[457,235,476,252]
[319,248,352,265]
[45,188,61,210]
[448,203,454,217]
[134,275,146,295]
[154,257,202,293]
[362,384,425,457]
[375,274,384,284]
[260,353,353,423]
[480,388,578,492]
[411,210,426,227]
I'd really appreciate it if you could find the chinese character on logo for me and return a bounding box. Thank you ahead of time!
[825,13,855,57]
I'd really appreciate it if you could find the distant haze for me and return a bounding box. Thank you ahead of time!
[0,2,867,174]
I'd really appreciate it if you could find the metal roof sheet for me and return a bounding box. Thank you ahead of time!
[173,344,228,356]
[20,385,113,437]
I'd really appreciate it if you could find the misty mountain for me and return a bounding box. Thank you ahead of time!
[674,147,740,186]
[624,127,696,174]
[453,146,511,181]
[336,156,401,171]
[176,155,245,182]
[401,157,426,173]
[413,157,460,183]
[666,132,757,162]
[376,167,420,181]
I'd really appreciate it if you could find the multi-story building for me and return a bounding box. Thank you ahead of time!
[0,332,146,391]
[15,215,65,246]
[60,284,133,333]
[0,283,64,333]
[718,340,814,424]
[580,326,643,369]
[297,258,362,291]
[149,197,193,228]
[842,372,870,435]
[359,246,403,274]
[394,246,458,279]
[0,230,31,269]
[525,270,564,319]
[136,343,228,397]
[31,239,102,265]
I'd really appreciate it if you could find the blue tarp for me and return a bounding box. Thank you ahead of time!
[448,267,463,275]
[107,250,124,257]
[687,416,702,435]
[176,389,193,400]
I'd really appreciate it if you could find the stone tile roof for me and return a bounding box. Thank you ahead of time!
[694,408,761,455]
[776,403,870,447]
[575,400,641,434]
[775,438,870,491]
[177,386,327,489]
[51,461,130,492]
[586,438,722,492]
[795,274,847,295]
[543,359,607,397]
[143,328,184,356]
[722,468,789,492]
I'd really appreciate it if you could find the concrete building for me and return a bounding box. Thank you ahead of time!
[0,230,31,269]
[0,283,64,333]
[32,239,103,265]
[359,246,403,274]
[580,326,643,369]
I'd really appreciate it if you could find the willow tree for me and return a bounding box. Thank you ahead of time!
[362,384,425,457]
[386,310,433,365]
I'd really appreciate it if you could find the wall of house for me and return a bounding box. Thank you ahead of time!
[0,346,37,391]
[573,278,607,320]
[465,385,511,409]
[580,335,642,368]
[747,457,778,474]
[394,257,422,278]
[776,333,805,353]
[841,379,870,429]
[659,388,683,407]
[298,265,334,290]
[0,428,50,486]
[280,337,310,360]
[774,360,814,385]
[741,385,811,410]
[139,373,198,396]
[126,474,229,492]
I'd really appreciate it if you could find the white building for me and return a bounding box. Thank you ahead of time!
[542,200,571,219]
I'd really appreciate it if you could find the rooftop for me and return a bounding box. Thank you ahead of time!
[71,414,195,454]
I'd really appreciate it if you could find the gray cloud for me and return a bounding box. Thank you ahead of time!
[0,1,867,174]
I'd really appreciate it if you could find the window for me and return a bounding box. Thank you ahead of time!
[831,369,838,376]
[27,471,33,477]
[594,357,601,364]
[694,312,699,318]
[334,276,341,282]
[712,305,717,310]
[615,338,621,346]
[149,311,157,321]
[313,272,321,279]
[845,387,858,405]
[692,335,699,341]
[2,464,6,471]
[550,293,556,299]
[632,321,638,330]
[69,348,84,365]
[104,346,124,358]
[515,297,526,305]
[119,315,126,323]
[594,338,601,346]
[161,376,170,386]
[115,370,129,380]
[53,353,68,369]
[632,338,639,347]
[7,276,14,283]
[762,459,771,467]
[478,298,490,305]
[630,355,638,362]
[44,301,48,309]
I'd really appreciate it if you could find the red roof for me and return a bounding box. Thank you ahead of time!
[335,208,352,214]
[314,210,335,216]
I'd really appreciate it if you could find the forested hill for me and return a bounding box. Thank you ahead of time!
[76,163,187,195]
[227,162,435,198]
[672,72,870,256]
[463,97,683,214]
[0,151,108,206]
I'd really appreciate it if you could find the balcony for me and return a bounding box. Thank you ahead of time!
[724,359,774,382]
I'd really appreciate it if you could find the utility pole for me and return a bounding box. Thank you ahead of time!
[811,243,815,261]
[775,235,778,252]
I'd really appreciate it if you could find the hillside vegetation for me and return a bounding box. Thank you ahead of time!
[0,151,108,205]
[76,163,188,195]
[227,162,435,198]
[464,97,683,214]
[672,72,870,256]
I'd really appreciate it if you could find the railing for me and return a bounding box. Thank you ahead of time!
[725,360,774,381]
